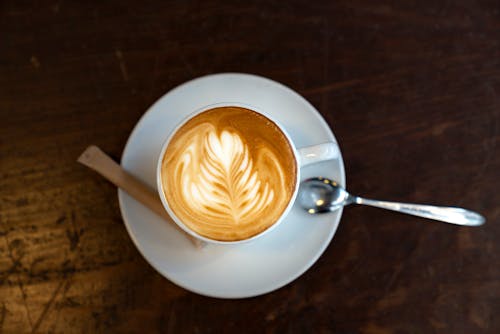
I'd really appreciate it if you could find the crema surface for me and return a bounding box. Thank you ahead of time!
[161,106,297,241]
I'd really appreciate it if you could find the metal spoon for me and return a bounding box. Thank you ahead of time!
[298,177,485,226]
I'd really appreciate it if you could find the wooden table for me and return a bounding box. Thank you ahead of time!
[1,1,499,333]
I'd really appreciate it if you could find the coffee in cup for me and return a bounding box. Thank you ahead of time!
[159,106,297,241]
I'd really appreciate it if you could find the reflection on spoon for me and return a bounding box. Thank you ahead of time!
[299,177,485,226]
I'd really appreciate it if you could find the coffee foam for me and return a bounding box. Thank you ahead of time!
[161,106,297,241]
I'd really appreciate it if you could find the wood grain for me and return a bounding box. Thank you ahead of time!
[1,0,499,333]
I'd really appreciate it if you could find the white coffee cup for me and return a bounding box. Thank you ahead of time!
[157,102,339,245]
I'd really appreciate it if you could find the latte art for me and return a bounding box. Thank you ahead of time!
[179,128,277,223]
[161,107,297,241]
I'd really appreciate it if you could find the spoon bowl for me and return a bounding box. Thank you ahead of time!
[299,178,352,213]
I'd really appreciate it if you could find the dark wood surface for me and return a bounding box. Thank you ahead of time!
[1,1,499,333]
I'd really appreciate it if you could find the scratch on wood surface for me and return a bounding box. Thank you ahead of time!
[14,273,32,328]
[383,263,404,292]
[469,304,490,330]
[429,317,448,329]
[431,121,458,136]
[66,210,83,251]
[49,278,73,333]
[65,229,80,252]
[51,1,61,14]
[55,214,66,225]
[265,311,276,321]
[381,230,423,293]
[0,250,23,284]
[360,322,389,334]
[115,50,129,82]
[3,233,33,330]
[30,56,40,69]
[303,68,412,96]
[376,287,408,310]
[44,211,82,333]
[302,78,362,95]
[31,279,66,334]
[167,302,177,333]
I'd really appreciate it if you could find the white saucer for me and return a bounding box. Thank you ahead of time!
[118,73,345,298]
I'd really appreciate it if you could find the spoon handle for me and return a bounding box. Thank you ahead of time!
[356,197,485,226]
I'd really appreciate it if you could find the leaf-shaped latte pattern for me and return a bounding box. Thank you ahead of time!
[176,128,275,224]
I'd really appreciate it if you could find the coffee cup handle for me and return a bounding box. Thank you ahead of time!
[297,142,340,167]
